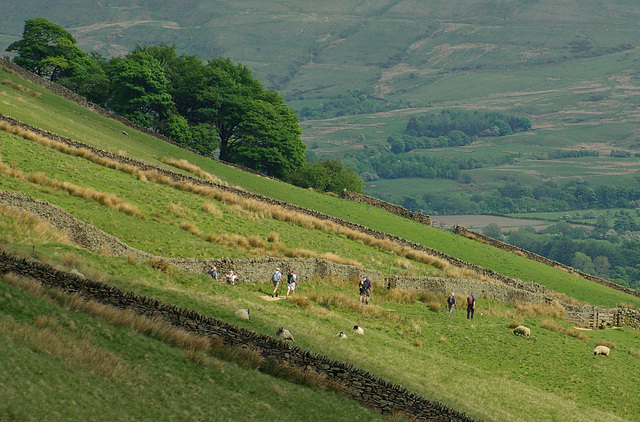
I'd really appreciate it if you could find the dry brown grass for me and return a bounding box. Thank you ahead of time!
[597,340,616,349]
[202,202,223,218]
[179,221,202,236]
[540,319,589,342]
[380,288,417,304]
[159,157,226,185]
[508,320,522,329]
[150,257,175,274]
[515,301,564,318]
[417,292,443,313]
[618,302,637,310]
[166,202,194,218]
[286,295,314,310]
[0,160,143,217]
[0,204,71,245]
[1,79,41,97]
[263,360,331,389]
[217,345,264,370]
[629,348,640,357]
[0,317,125,378]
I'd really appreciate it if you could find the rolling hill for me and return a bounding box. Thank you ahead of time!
[3,1,640,214]
[2,55,640,421]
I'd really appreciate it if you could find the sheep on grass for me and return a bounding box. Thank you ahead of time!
[276,327,295,341]
[337,331,347,339]
[594,345,610,358]
[352,325,364,335]
[513,325,530,339]
[234,308,250,320]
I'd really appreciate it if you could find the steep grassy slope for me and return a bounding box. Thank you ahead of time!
[2,66,640,309]
[2,207,640,422]
[3,64,640,421]
[0,270,386,422]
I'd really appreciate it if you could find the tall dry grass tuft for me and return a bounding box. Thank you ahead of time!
[202,202,223,218]
[0,318,124,379]
[179,221,203,237]
[540,319,589,342]
[217,345,264,370]
[0,159,143,217]
[417,292,442,312]
[318,252,362,267]
[1,79,41,97]
[60,252,83,269]
[262,360,330,390]
[597,340,616,349]
[159,157,226,185]
[167,202,193,218]
[515,300,564,319]
[150,257,175,274]
[0,204,70,245]
[286,295,313,310]
[381,288,417,304]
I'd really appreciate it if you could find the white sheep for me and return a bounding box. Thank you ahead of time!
[513,325,530,339]
[234,308,250,320]
[276,327,295,341]
[352,325,364,335]
[70,269,85,279]
[337,331,347,339]
[594,345,610,358]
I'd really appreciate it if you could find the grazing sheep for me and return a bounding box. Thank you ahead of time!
[352,325,365,335]
[234,308,250,320]
[337,331,347,339]
[276,327,295,341]
[513,325,530,339]
[594,345,610,358]
[70,269,85,279]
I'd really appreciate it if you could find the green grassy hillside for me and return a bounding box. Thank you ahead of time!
[2,66,640,421]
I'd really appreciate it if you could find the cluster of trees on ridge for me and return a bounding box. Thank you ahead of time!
[5,18,363,193]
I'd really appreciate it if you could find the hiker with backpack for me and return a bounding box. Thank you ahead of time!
[270,267,282,297]
[359,276,372,305]
[285,269,297,297]
[467,293,476,320]
[446,292,456,317]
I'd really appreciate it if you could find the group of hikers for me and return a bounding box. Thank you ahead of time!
[208,265,298,297]
[446,291,476,319]
[208,266,476,315]
[270,267,297,298]
[207,266,238,285]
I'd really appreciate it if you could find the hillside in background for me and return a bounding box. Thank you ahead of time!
[2,1,640,218]
[2,54,640,421]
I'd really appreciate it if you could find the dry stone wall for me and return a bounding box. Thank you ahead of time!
[0,191,380,284]
[0,251,478,422]
[340,190,431,225]
[453,226,640,299]
[388,276,548,305]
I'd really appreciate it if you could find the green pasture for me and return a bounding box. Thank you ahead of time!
[2,223,640,422]
[3,70,640,309]
[0,273,384,422]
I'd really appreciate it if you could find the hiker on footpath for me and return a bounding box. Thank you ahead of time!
[359,276,372,305]
[285,269,297,297]
[271,267,282,297]
[467,292,476,320]
[447,292,456,317]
